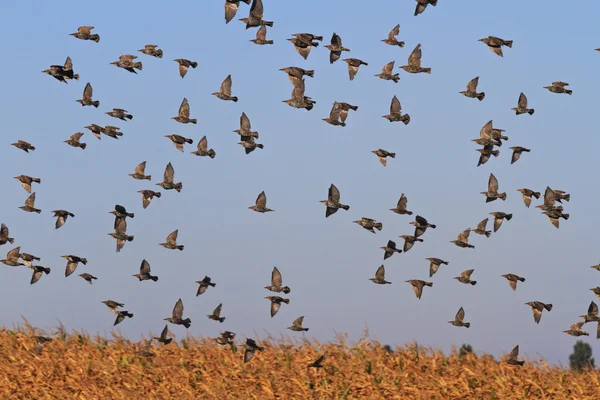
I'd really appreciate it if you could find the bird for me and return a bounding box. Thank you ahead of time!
[400,44,431,74]
[476,145,500,167]
[165,134,193,152]
[288,316,309,332]
[460,77,485,101]
[64,132,86,149]
[481,173,506,203]
[70,26,99,42]
[243,338,264,363]
[138,190,161,209]
[489,212,512,232]
[102,126,123,140]
[410,215,436,238]
[160,230,184,251]
[1,247,24,267]
[251,25,273,45]
[19,193,41,214]
[510,146,531,164]
[324,33,350,64]
[133,259,158,282]
[375,61,400,83]
[591,287,600,301]
[78,273,97,285]
[512,93,534,115]
[414,0,438,16]
[265,296,289,318]
[249,191,273,213]
[265,267,291,294]
[279,67,314,84]
[382,24,404,47]
[391,193,413,215]
[479,36,513,57]
[110,55,142,74]
[592,264,600,272]
[334,102,358,125]
[101,300,124,313]
[106,108,133,121]
[354,218,383,234]
[0,224,15,245]
[110,205,134,230]
[472,218,491,238]
[544,81,572,95]
[212,75,238,102]
[406,280,433,299]
[138,44,163,58]
[215,331,236,346]
[207,303,226,323]
[286,36,316,60]
[172,98,197,124]
[84,124,104,140]
[525,301,553,324]
[343,58,368,81]
[426,258,449,277]
[308,354,325,369]
[320,184,350,218]
[501,274,525,291]
[580,301,599,325]
[114,310,134,326]
[129,161,151,181]
[322,103,346,127]
[164,298,191,329]
[196,276,216,296]
[234,112,260,142]
[62,255,87,277]
[370,265,391,285]
[372,149,395,167]
[380,240,402,260]
[174,59,198,78]
[19,252,39,268]
[138,339,155,358]
[42,57,79,83]
[11,140,36,153]
[479,120,508,144]
[13,175,40,194]
[191,136,216,158]
[282,78,315,111]
[76,82,99,108]
[239,139,264,154]
[564,322,589,337]
[108,217,134,253]
[400,235,423,252]
[239,0,273,29]
[506,345,524,366]
[450,228,474,249]
[454,269,477,285]
[225,0,251,23]
[551,189,570,203]
[154,325,173,345]
[52,210,74,229]
[382,95,410,124]
[517,188,540,208]
[156,162,183,192]
[30,266,51,285]
[449,307,470,328]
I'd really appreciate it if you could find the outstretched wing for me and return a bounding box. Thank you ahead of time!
[466,77,479,92]
[173,298,184,319]
[408,44,422,68]
[164,162,175,183]
[390,96,401,114]
[178,97,190,119]
[166,229,179,244]
[388,24,400,40]
[220,75,233,96]
[271,266,282,286]
[256,191,267,207]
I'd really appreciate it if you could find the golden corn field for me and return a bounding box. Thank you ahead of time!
[1,324,599,399]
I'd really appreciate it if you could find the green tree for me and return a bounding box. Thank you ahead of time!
[569,340,595,371]
[459,344,473,358]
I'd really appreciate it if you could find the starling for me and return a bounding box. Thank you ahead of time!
[212,75,238,102]
[63,255,87,277]
[110,204,134,225]
[84,124,104,140]
[450,228,474,249]
[138,190,161,209]
[370,265,391,285]
[154,325,173,345]
[30,265,51,285]
[111,55,142,74]
[501,273,525,291]
[406,279,433,299]
[381,24,405,47]
[544,81,572,95]
[283,78,316,111]
[489,212,512,232]
[454,269,477,285]
[506,345,524,366]
[482,173,506,203]
[196,276,216,296]
[288,316,309,332]
[164,298,191,328]
[244,338,264,363]
[265,296,289,318]
[249,191,273,213]
[525,301,553,324]
[207,303,226,323]
[265,266,291,294]
[479,36,513,57]
[0,224,15,246]
[414,0,438,16]
[251,25,273,45]
[290,33,323,49]
[308,354,325,368]
[191,136,216,158]
[133,259,158,282]
[42,57,79,83]
[476,145,500,167]
[64,132,86,149]
[508,146,531,164]
[286,36,315,59]
[479,120,508,144]
[106,108,133,122]
[400,44,431,74]
[174,59,198,78]
[225,0,251,23]
[239,139,264,154]
[375,61,400,83]
[552,189,570,203]
[564,322,589,337]
[580,301,599,323]
[472,218,492,238]
[426,258,449,278]
[79,273,97,284]
[410,215,436,238]
[591,287,600,301]
[460,77,485,101]
[114,310,134,326]
[372,149,395,167]
[380,240,402,260]
[234,112,260,142]
[239,0,273,28]
[537,186,557,212]
[77,83,99,108]
[343,58,368,81]
[14,175,40,194]
[160,230,184,251]
[279,67,314,84]
[335,102,358,124]
[70,26,99,42]
[172,97,197,124]
[512,93,534,115]
[390,193,413,215]
[19,193,41,214]
[138,339,155,358]
[108,217,134,253]
[11,140,35,153]
[19,252,40,268]
[325,33,350,64]
[449,307,470,328]
[517,188,540,208]
[320,183,350,218]
[102,300,124,312]
[165,134,193,152]
[215,331,237,347]
[382,95,410,124]
[354,217,383,234]
[138,44,163,58]
[1,247,24,267]
[322,103,345,127]
[130,161,151,181]
[102,125,123,139]
[399,235,423,252]
[156,162,183,192]
[52,210,74,229]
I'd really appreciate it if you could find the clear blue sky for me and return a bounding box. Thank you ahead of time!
[1,0,599,365]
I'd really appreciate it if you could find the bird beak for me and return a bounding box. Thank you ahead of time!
[163,318,169,321]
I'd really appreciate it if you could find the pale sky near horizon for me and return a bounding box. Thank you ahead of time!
[0,0,599,365]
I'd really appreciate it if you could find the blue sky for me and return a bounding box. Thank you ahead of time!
[1,0,599,365]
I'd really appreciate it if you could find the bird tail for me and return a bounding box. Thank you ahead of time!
[340,204,350,211]
[562,213,570,220]
[283,286,291,294]
[305,70,315,78]
[209,283,216,287]
[464,323,471,328]
[417,238,424,243]
[349,105,358,111]
[492,150,500,157]
[425,282,433,287]
[80,143,87,149]
[402,114,411,125]
[340,122,346,127]
[43,267,51,274]
[532,191,541,199]
[485,231,491,238]
[126,114,133,120]
[32,178,41,184]
[156,49,163,58]
[265,40,274,45]
[190,119,197,124]
[257,144,264,149]
[565,89,572,95]
[499,193,507,201]
[8,238,15,244]
[183,319,191,328]
[545,304,553,311]
[389,153,396,158]
[477,92,485,101]
[282,299,290,304]
[127,312,134,318]
[219,317,226,323]
[190,62,198,68]
[79,258,87,265]
[93,101,100,108]
[505,213,513,221]
[470,281,477,286]
[430,224,437,229]
[209,150,216,159]
[35,209,42,214]
[314,36,323,41]
[422,68,432,74]
[562,194,570,202]
[519,277,526,282]
[504,40,513,48]
[175,183,183,193]
[375,222,383,231]
[128,213,135,218]
[232,97,239,102]
[468,244,475,249]
[264,21,274,27]
[392,75,400,83]
[154,192,161,198]
[127,235,134,242]
[134,62,143,71]
[146,175,152,181]
[73,74,80,80]
[177,245,184,251]
[185,138,193,144]
[528,109,535,115]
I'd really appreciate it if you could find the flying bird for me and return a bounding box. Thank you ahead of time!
[414,0,438,16]
[525,301,553,324]
[110,55,142,74]
[454,269,477,285]
[164,298,191,328]
[165,134,193,152]
[156,162,183,192]
[19,193,41,214]
[381,24,404,47]
[472,218,491,237]
[481,173,506,202]
[0,224,15,245]
[62,255,87,277]
[12,140,36,153]
[399,235,423,252]
[138,190,161,209]
[400,44,431,74]
[207,303,226,323]
[52,210,74,229]
[107,217,134,252]
[460,77,485,101]
[544,81,572,95]
[239,0,273,29]
[320,184,350,218]
[64,132,86,149]
[249,191,273,213]
[154,325,173,345]
[450,228,474,249]
[243,338,264,363]
[172,98,197,124]
[288,316,309,332]
[382,95,410,124]
[370,265,391,285]
[106,108,133,121]
[322,103,346,127]
[138,44,163,58]
[406,279,433,299]
[391,193,413,215]
[489,212,512,232]
[512,93,534,115]
[265,267,291,294]
[76,83,99,107]
[426,258,448,277]
[133,259,158,282]
[479,36,513,57]
[380,240,402,260]
[353,218,383,234]
[510,146,531,164]
[501,274,525,291]
[129,161,151,181]
[506,345,524,366]
[325,33,350,64]
[79,273,97,285]
[191,136,216,158]
[564,321,589,337]
[196,276,216,296]
[42,57,79,83]
[212,75,238,102]
[449,307,470,328]
[14,175,40,194]
[265,296,289,318]
[1,247,23,267]
[343,58,368,81]
[372,149,395,167]
[70,26,100,42]
[251,25,273,45]
[517,188,540,208]
[410,215,436,238]
[174,59,198,78]
[375,61,400,83]
[160,230,184,251]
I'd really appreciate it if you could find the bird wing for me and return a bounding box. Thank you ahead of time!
[178,64,188,78]
[488,173,499,192]
[522,194,532,208]
[589,301,599,316]
[508,345,519,360]
[135,161,147,175]
[224,2,239,23]
[518,92,528,108]
[293,316,304,327]
[375,265,386,280]
[508,280,517,291]
[328,184,340,203]
[458,228,470,242]
[571,321,585,331]
[256,25,267,40]
[164,162,175,183]
[64,57,73,70]
[119,54,137,61]
[140,259,151,275]
[0,223,7,237]
[7,247,20,259]
[160,324,169,339]
[408,44,422,68]
[240,112,251,131]
[270,301,280,317]
[397,193,408,209]
[329,103,341,120]
[456,307,465,322]
[476,218,489,231]
[116,217,127,234]
[166,229,179,244]
[411,282,423,299]
[415,215,427,226]
[55,215,65,229]
[291,79,306,99]
[244,349,255,363]
[78,26,94,34]
[213,303,222,317]
[178,98,190,119]
[387,240,396,249]
[256,191,267,207]
[532,307,542,324]
[543,187,555,208]
[390,96,401,114]
[511,150,521,164]
[65,261,78,277]
[388,24,400,40]
[461,269,474,279]
[552,81,568,87]
[271,266,282,286]
[493,217,503,232]
[197,136,208,152]
[479,120,493,139]
[25,192,36,207]
[250,0,264,18]
[294,43,311,60]
[220,75,233,96]
[382,61,395,75]
[331,33,342,47]
[467,77,479,92]
[173,298,184,319]
[83,82,93,101]
[347,64,358,81]
[71,132,84,141]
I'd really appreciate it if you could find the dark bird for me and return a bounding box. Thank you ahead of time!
[525,301,553,324]
[191,136,216,158]
[481,173,506,203]
[320,183,350,218]
[239,0,273,29]
[265,296,289,318]
[106,108,133,121]
[79,273,97,284]
[63,255,87,277]
[354,217,383,234]
[215,331,236,346]
[512,92,534,115]
[133,259,158,282]
[460,77,485,101]
[0,224,15,245]
[265,267,291,294]
[251,25,273,45]
[207,303,226,323]
[212,75,238,102]
[84,124,104,140]
[138,44,163,58]
[244,338,264,363]
[164,298,191,328]
[502,273,525,291]
[11,140,35,153]
[101,300,124,312]
[382,24,404,47]
[76,83,99,108]
[154,325,173,345]
[110,55,142,74]
[138,190,161,209]
[380,240,402,260]
[324,33,350,64]
[343,58,368,81]
[130,161,151,181]
[165,134,193,152]
[174,59,198,78]
[239,139,264,154]
[335,102,358,125]
[400,44,431,74]
[472,218,492,238]
[172,97,197,124]
[449,307,470,328]
[1,247,23,267]
[322,103,345,127]
[30,265,51,285]
[282,78,315,111]
[114,310,134,326]
[479,36,513,57]
[280,67,314,84]
[42,57,79,83]
[479,120,508,144]
[375,61,400,83]
[225,0,251,23]
[234,112,260,142]
[102,125,123,139]
[506,345,524,366]
[64,132,86,149]
[544,81,572,95]
[249,191,273,213]
[564,322,589,337]
[14,175,40,194]
[70,26,99,42]
[426,258,448,277]
[510,146,531,164]
[196,276,216,296]
[52,210,74,229]
[110,205,134,228]
[382,95,410,124]
[19,193,41,214]
[160,230,184,251]
[410,215,436,238]
[476,145,500,167]
[490,212,512,232]
[580,301,599,323]
[370,265,391,285]
[156,162,182,192]
[372,149,395,167]
[286,36,316,59]
[288,316,309,332]
[390,193,413,215]
[139,339,155,358]
[400,235,423,252]
[19,252,40,268]
[308,354,325,369]
[591,287,600,301]
[454,269,477,285]
[414,0,438,16]
[450,228,474,249]
[517,188,540,208]
[108,218,134,253]
[406,279,433,299]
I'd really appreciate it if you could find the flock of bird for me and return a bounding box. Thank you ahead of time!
[3,0,599,365]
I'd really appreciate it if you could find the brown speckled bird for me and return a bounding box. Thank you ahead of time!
[479,36,513,57]
[106,108,133,121]
[130,161,151,181]
[215,331,236,346]
[30,265,51,285]
[481,173,506,203]
[12,140,35,153]
[510,146,530,164]
[110,205,134,229]
[382,24,404,47]
[322,103,345,127]
[476,145,500,167]
[320,184,350,218]
[102,125,123,139]
[517,188,540,208]
[138,44,163,58]
[501,273,525,291]
[354,217,383,234]
[454,269,477,285]
[14,175,40,194]
[239,0,273,29]
[239,139,264,154]
[212,75,238,102]
[591,287,600,301]
[172,98,197,124]
[113,310,134,326]
[64,132,86,149]
[79,273,97,284]
[52,210,74,229]
[165,134,193,152]
[265,296,289,318]
[191,136,216,158]
[174,59,198,78]
[375,61,400,83]
[207,303,226,323]
[490,212,512,232]
[111,55,142,74]
[406,279,432,299]
[480,120,508,144]
[512,92,534,115]
[0,224,15,246]
[335,102,358,124]
[265,266,291,294]
[381,240,402,260]
[460,77,485,101]
[225,0,251,23]
[525,301,552,324]
[506,345,524,366]
[410,215,436,238]
[400,44,431,74]
[286,35,316,59]
[76,82,99,108]
[19,252,40,268]
[251,25,273,45]
[1,247,23,267]
[283,78,315,111]
[288,316,309,332]
[280,67,314,84]
[63,255,87,277]
[579,301,599,323]
[370,265,391,285]
[108,217,134,253]
[138,189,161,209]
[70,26,99,42]
[42,57,79,83]
[372,149,395,167]
[156,162,182,192]
[472,218,491,238]
[564,321,589,337]
[244,338,264,363]
[383,95,410,124]
[414,0,438,16]
[400,235,424,252]
[133,259,158,282]
[544,81,572,95]
[450,228,474,249]
[426,258,448,277]
[249,191,273,213]
[154,325,173,345]
[234,112,259,142]
[160,230,184,251]
[164,298,191,329]
[20,193,41,214]
[196,276,216,296]
[391,193,413,215]
[84,124,103,140]
[325,33,350,64]
[449,307,470,328]
[343,58,368,81]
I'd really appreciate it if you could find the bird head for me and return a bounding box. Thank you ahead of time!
[110,61,119,66]
[69,33,78,37]
[399,66,409,72]
[319,200,327,205]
